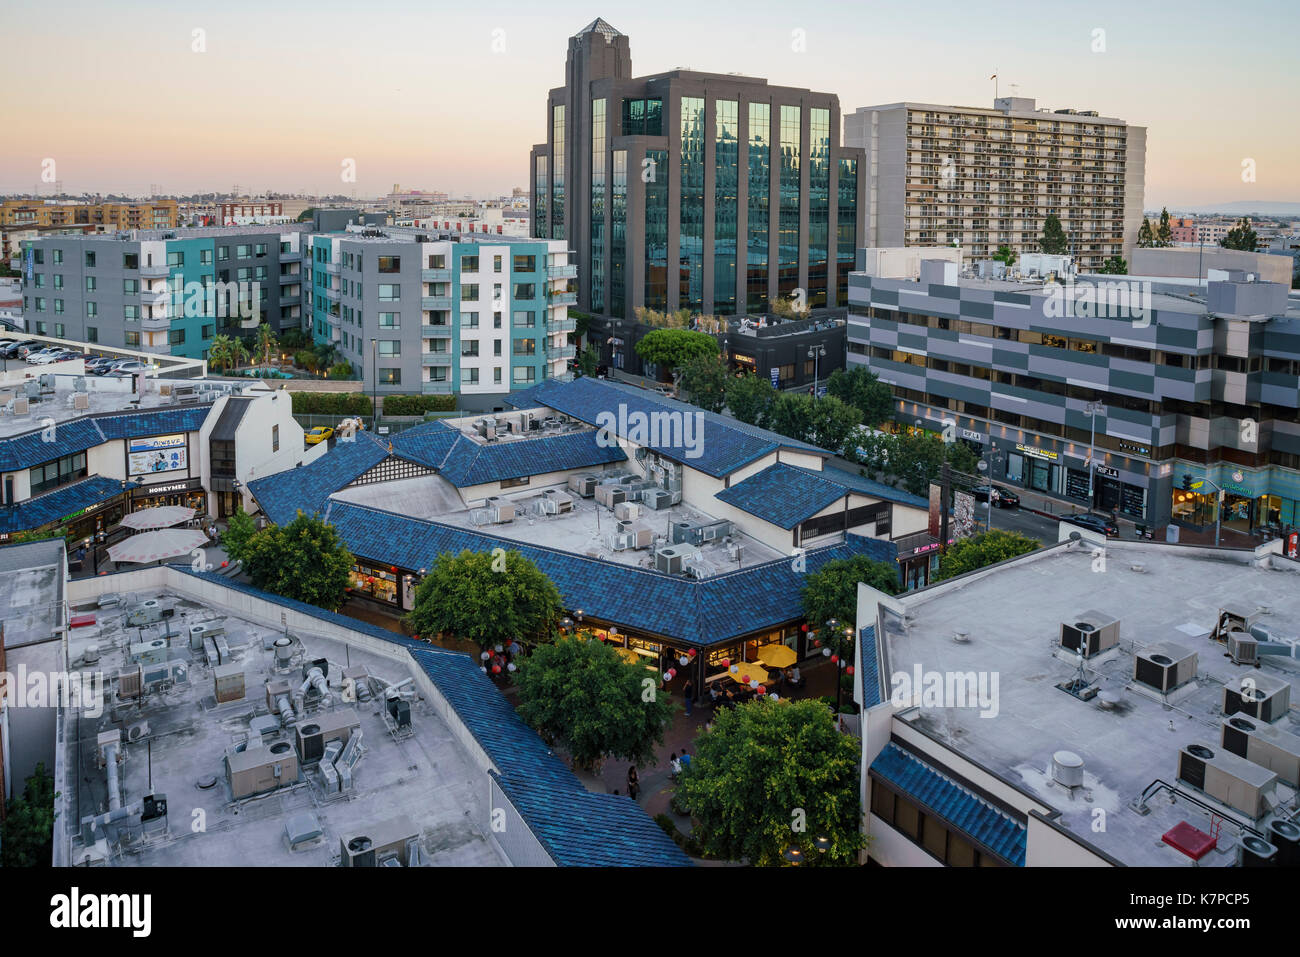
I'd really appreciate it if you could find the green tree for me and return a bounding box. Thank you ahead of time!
[255,322,279,368]
[806,395,863,453]
[677,699,864,865]
[944,437,980,475]
[405,549,562,650]
[1039,213,1069,255]
[326,360,353,380]
[1156,207,1174,247]
[992,244,1017,267]
[1097,256,1128,275]
[634,328,719,375]
[220,507,257,563]
[887,432,947,496]
[1221,217,1258,252]
[765,392,814,443]
[826,366,894,429]
[514,635,673,772]
[1,763,55,867]
[678,351,729,414]
[770,292,810,319]
[725,372,776,426]
[207,334,249,373]
[295,348,321,373]
[1137,218,1155,248]
[242,512,354,610]
[801,554,901,630]
[574,345,600,378]
[934,528,1040,582]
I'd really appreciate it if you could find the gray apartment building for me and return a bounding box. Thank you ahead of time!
[304,225,574,411]
[19,225,310,358]
[845,98,1146,272]
[847,260,1300,530]
[530,18,866,320]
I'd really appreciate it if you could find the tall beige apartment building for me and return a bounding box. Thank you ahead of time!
[845,97,1145,271]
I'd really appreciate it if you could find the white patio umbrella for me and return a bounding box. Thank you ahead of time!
[119,505,196,530]
[107,528,209,565]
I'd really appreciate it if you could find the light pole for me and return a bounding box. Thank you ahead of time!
[1191,478,1223,548]
[369,338,378,432]
[977,448,1004,532]
[807,344,826,399]
[1084,401,1106,511]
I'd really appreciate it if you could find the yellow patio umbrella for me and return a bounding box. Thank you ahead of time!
[756,644,797,669]
[729,662,769,687]
[613,648,641,665]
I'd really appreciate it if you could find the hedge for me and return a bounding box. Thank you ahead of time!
[381,394,458,416]
[288,392,374,415]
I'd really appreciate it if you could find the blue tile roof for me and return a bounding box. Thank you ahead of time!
[715,463,929,530]
[716,463,855,529]
[0,475,138,534]
[433,430,626,487]
[387,420,460,470]
[858,625,882,709]
[324,500,897,647]
[869,742,1027,866]
[0,405,213,473]
[409,647,689,866]
[813,464,930,510]
[246,432,392,525]
[158,570,686,866]
[508,378,826,478]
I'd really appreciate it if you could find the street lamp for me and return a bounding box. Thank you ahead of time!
[976,448,1005,532]
[1190,478,1224,548]
[369,338,378,432]
[807,344,826,400]
[1084,402,1106,511]
[782,845,805,866]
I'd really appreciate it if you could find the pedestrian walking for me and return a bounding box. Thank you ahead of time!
[683,678,694,716]
[626,766,640,801]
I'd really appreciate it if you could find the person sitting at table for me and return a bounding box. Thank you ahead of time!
[788,665,804,688]
[709,684,721,706]
[724,687,736,707]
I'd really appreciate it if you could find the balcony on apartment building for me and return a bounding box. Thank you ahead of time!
[422,295,454,310]
[421,379,454,394]
[421,352,454,366]
[547,264,578,280]
[421,268,452,282]
[139,262,170,278]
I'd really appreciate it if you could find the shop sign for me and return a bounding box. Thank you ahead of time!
[1095,465,1119,479]
[59,501,103,524]
[1015,443,1058,461]
[135,479,200,496]
[627,636,662,655]
[961,429,982,441]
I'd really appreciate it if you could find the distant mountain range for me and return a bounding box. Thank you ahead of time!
[1161,201,1300,217]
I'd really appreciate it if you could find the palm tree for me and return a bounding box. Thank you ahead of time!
[255,322,279,368]
[208,334,235,373]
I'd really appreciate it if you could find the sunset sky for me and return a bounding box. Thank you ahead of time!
[3,0,1297,210]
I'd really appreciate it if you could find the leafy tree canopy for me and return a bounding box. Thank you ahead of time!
[934,528,1040,582]
[1039,213,1069,255]
[726,372,777,426]
[242,511,354,610]
[635,328,720,373]
[677,700,865,865]
[514,635,673,771]
[405,548,563,649]
[826,366,894,429]
[678,351,730,414]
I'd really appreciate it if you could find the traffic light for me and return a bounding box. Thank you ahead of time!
[1181,474,1194,491]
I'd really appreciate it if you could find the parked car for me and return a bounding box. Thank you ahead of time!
[27,348,67,364]
[970,485,1020,508]
[106,360,148,375]
[18,342,52,358]
[1061,513,1119,537]
[304,426,334,445]
[1,340,37,358]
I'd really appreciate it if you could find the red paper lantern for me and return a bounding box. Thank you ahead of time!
[668,668,677,679]
[831,654,839,664]
[846,666,855,675]
[813,638,821,647]
[801,624,809,632]
[757,686,767,695]
[721,658,730,668]
[491,664,501,674]
[688,648,697,657]
[221,560,228,568]
[742,674,751,683]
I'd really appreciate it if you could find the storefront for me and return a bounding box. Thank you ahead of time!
[348,561,417,611]
[897,538,943,591]
[1005,443,1061,495]
[1094,468,1147,520]
[130,478,206,514]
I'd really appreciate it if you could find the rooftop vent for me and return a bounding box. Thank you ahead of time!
[1133,642,1198,694]
[1059,611,1119,658]
[1051,750,1084,788]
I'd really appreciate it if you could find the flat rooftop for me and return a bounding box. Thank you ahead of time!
[0,540,64,649]
[882,540,1300,867]
[330,473,784,574]
[62,591,500,867]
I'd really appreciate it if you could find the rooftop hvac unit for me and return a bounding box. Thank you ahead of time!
[1268,819,1300,867]
[1223,674,1291,724]
[543,489,574,512]
[645,488,674,510]
[387,697,411,729]
[1238,835,1277,867]
[341,835,376,867]
[72,392,90,410]
[614,501,641,521]
[1059,611,1120,658]
[654,544,701,575]
[697,520,731,543]
[606,532,634,552]
[727,541,745,562]
[12,396,28,415]
[568,473,598,497]
[1213,605,1263,643]
[1176,743,1279,820]
[1133,642,1198,694]
[594,484,627,508]
[534,497,558,516]
[118,666,143,700]
[485,498,516,523]
[1220,715,1300,788]
[469,508,491,526]
[1227,631,1259,666]
[685,559,715,580]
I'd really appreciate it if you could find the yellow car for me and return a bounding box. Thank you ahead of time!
[305,426,335,445]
